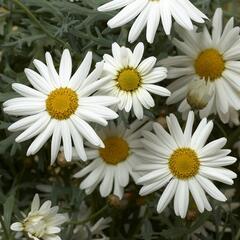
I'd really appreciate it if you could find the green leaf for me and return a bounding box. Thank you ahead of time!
[3,191,15,229]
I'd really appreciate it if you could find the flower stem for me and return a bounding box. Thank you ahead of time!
[0,216,13,240]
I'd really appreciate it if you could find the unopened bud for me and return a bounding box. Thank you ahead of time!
[107,194,128,209]
[186,209,198,221]
[57,151,67,167]
[187,79,212,110]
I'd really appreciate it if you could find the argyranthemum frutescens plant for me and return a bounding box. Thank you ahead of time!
[0,1,239,240]
[137,111,237,218]
[3,49,118,164]
[98,0,207,43]
[10,194,68,240]
[96,42,170,119]
[160,8,240,124]
[73,118,152,198]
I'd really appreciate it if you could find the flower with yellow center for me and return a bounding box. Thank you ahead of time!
[97,42,170,119]
[46,87,79,120]
[97,0,207,43]
[73,118,152,199]
[160,8,240,125]
[10,194,68,240]
[136,111,237,218]
[194,49,225,81]
[99,137,129,165]
[3,49,119,164]
[168,148,200,179]
[117,68,141,91]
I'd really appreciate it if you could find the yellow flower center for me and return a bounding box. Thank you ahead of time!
[99,137,129,165]
[169,148,200,179]
[46,87,78,120]
[117,68,141,91]
[194,48,225,81]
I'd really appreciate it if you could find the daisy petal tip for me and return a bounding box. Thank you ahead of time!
[50,161,55,166]
[63,48,70,54]
[222,196,227,202]
[81,156,88,162]
[107,21,114,29]
[139,190,145,196]
[26,150,32,157]
[156,207,163,214]
[99,142,105,148]
[24,68,30,74]
[97,6,104,12]
[15,136,21,143]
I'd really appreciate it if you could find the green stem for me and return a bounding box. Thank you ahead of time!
[69,205,108,225]
[0,216,13,240]
[11,0,66,46]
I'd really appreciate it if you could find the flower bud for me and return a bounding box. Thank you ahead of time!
[186,79,213,110]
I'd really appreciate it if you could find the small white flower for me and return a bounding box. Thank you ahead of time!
[74,118,152,199]
[97,42,170,119]
[98,0,207,43]
[10,194,68,240]
[137,111,237,218]
[3,49,119,164]
[160,8,240,125]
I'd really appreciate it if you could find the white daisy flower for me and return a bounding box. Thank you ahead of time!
[136,111,237,218]
[98,0,207,43]
[96,42,170,119]
[3,49,119,164]
[74,118,152,199]
[10,194,68,240]
[160,8,240,124]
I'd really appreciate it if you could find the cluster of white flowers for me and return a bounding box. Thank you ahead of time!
[10,194,68,240]
[3,2,239,239]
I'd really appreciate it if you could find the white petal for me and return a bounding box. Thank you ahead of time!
[157,178,178,213]
[188,178,204,213]
[100,166,114,197]
[68,120,87,161]
[143,84,171,97]
[12,83,46,98]
[61,121,72,162]
[196,175,227,202]
[137,57,156,75]
[129,42,144,67]
[27,120,56,156]
[70,115,104,147]
[45,52,61,87]
[146,3,160,43]
[59,49,72,86]
[128,4,150,43]
[51,123,61,165]
[107,0,147,28]
[24,68,52,94]
[176,181,189,218]
[68,52,92,90]
[15,113,51,142]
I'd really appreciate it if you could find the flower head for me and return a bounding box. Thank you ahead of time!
[74,118,152,199]
[98,0,207,43]
[137,111,237,218]
[11,194,68,240]
[97,42,170,119]
[3,49,119,164]
[160,8,240,124]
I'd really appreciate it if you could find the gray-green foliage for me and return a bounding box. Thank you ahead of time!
[0,0,239,239]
